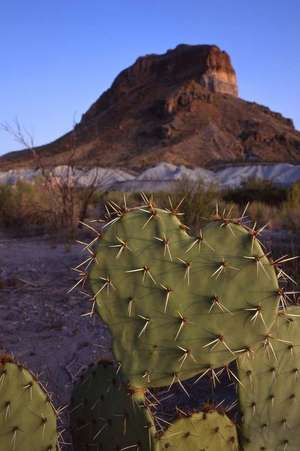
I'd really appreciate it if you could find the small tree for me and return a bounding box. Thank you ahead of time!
[1,119,104,236]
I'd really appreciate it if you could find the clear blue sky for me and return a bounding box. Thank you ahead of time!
[0,0,299,155]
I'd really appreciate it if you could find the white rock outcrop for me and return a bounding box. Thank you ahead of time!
[1,162,300,191]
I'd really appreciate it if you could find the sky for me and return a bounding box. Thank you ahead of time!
[0,0,300,155]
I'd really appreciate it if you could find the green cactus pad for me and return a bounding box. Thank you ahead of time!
[87,206,279,388]
[0,356,57,451]
[237,305,300,450]
[157,410,238,450]
[70,360,156,451]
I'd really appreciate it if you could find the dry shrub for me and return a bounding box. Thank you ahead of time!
[271,181,300,233]
[0,120,102,237]
[92,180,221,233]
[0,182,45,230]
[0,180,100,236]
[223,177,287,206]
[246,202,282,230]
[153,178,221,232]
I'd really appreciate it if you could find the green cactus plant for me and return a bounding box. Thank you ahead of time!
[72,196,299,451]
[0,355,58,451]
[237,305,300,450]
[78,200,280,390]
[70,360,157,451]
[70,359,239,451]
[157,409,239,450]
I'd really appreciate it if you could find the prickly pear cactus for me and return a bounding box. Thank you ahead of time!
[237,305,300,451]
[70,360,157,451]
[80,201,279,389]
[157,410,239,450]
[0,355,58,451]
[70,360,239,451]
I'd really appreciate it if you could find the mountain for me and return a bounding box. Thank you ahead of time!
[1,44,300,171]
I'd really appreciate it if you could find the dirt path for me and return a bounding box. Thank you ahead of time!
[0,233,112,450]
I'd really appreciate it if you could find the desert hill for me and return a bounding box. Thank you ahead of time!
[1,44,300,171]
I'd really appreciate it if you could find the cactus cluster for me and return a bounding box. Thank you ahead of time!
[3,194,298,450]
[70,360,238,451]
[69,195,299,450]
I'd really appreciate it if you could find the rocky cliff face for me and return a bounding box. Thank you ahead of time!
[1,44,300,171]
[82,44,238,125]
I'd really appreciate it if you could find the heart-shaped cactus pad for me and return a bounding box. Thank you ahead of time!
[88,205,280,389]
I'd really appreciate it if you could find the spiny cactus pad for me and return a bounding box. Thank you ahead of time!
[70,360,156,451]
[237,305,300,451]
[0,356,57,451]
[86,205,279,388]
[157,410,238,450]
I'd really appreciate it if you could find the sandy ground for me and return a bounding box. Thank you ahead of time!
[0,233,112,450]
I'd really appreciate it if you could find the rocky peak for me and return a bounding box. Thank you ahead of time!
[82,44,238,123]
[117,44,238,95]
[1,44,300,172]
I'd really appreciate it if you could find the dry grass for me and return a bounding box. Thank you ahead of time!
[0,180,101,237]
[1,177,300,240]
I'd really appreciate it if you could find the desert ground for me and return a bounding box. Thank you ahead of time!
[0,232,112,450]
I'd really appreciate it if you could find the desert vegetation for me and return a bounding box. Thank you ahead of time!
[0,176,300,236]
[1,121,299,241]
[1,175,299,288]
[0,120,103,237]
[0,179,101,236]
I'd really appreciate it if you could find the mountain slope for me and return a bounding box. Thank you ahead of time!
[1,44,300,171]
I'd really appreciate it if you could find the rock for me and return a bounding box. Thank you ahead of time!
[2,161,300,191]
[82,44,238,124]
[1,44,300,171]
